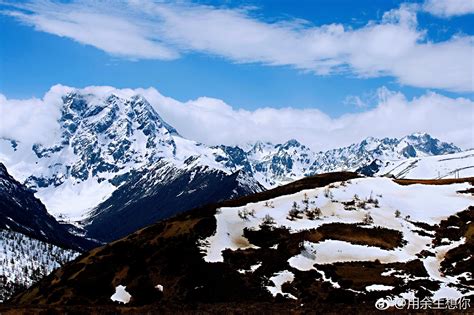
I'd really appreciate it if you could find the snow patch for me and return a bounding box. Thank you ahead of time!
[266,270,296,300]
[366,284,395,292]
[111,285,131,304]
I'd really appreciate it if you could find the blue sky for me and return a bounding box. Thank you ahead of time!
[0,0,472,118]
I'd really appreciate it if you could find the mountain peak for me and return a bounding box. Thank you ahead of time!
[0,163,7,176]
[60,91,179,136]
[127,94,179,137]
[407,132,429,138]
[398,132,460,157]
[17,91,184,193]
[249,140,273,151]
[279,139,303,150]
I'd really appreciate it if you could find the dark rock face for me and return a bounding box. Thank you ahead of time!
[212,145,252,173]
[404,133,460,156]
[84,162,263,242]
[0,163,98,251]
[356,159,383,177]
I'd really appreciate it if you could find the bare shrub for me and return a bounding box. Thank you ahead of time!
[238,208,256,221]
[306,207,322,220]
[288,201,303,220]
[260,214,276,230]
[264,201,275,208]
[362,212,374,225]
[302,193,309,211]
[324,187,333,199]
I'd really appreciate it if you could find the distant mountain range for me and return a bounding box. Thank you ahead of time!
[0,90,464,243]
[217,132,461,187]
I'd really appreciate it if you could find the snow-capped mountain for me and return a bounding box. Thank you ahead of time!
[218,133,461,187]
[0,92,184,221]
[0,90,266,242]
[0,89,463,242]
[0,91,262,224]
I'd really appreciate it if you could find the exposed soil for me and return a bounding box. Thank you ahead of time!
[299,223,405,250]
[436,207,474,286]
[393,177,474,186]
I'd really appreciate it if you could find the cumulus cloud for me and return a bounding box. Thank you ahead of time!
[0,86,66,146]
[2,1,473,92]
[423,0,474,18]
[1,85,473,151]
[143,87,474,151]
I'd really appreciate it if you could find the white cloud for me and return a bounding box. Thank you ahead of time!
[143,87,474,151]
[423,0,474,18]
[2,1,177,60]
[1,85,472,151]
[344,95,369,109]
[2,1,473,92]
[0,86,65,146]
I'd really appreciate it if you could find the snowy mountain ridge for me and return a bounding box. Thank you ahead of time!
[0,91,251,221]
[217,132,461,187]
[0,90,463,223]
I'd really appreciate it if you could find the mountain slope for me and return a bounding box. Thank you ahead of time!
[0,230,79,302]
[84,161,263,242]
[7,172,358,307]
[0,163,97,251]
[373,149,474,179]
[0,163,97,302]
[9,172,473,312]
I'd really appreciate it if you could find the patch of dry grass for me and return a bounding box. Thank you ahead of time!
[394,177,474,186]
